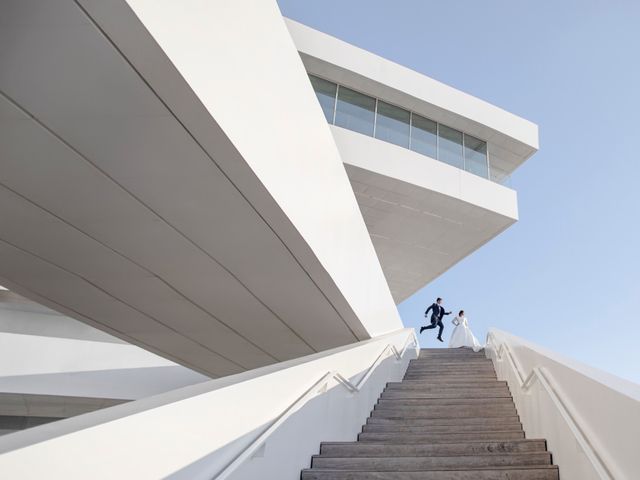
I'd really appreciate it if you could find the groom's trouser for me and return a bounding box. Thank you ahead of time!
[423,319,444,338]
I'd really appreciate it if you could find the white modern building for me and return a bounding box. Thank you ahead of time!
[0,1,637,479]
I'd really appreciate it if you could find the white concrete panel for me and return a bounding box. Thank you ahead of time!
[112,0,401,337]
[0,244,246,377]
[0,332,174,378]
[0,367,206,402]
[0,291,122,343]
[0,0,401,377]
[0,184,279,370]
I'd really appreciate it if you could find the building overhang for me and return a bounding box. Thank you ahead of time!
[0,1,402,378]
[333,126,517,303]
[286,18,539,179]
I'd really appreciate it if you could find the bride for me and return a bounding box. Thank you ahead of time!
[449,310,483,352]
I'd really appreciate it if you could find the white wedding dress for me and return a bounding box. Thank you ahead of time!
[449,316,483,352]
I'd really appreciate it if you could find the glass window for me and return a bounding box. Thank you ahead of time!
[410,114,438,159]
[334,86,376,136]
[438,125,464,169]
[309,75,337,123]
[375,101,410,147]
[463,134,488,178]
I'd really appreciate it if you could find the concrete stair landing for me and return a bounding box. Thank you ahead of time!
[301,348,559,479]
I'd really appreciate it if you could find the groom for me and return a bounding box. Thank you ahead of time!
[419,297,451,342]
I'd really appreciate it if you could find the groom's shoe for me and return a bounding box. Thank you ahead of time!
[419,326,425,334]
[437,336,443,342]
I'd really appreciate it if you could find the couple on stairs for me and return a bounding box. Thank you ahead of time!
[419,297,482,352]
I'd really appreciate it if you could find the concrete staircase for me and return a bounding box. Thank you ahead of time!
[301,348,559,479]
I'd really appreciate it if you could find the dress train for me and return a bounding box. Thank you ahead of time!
[449,316,483,352]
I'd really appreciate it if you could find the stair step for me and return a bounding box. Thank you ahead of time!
[381,390,512,400]
[412,359,490,364]
[401,380,499,385]
[403,372,498,380]
[409,363,493,366]
[359,431,526,443]
[419,349,485,354]
[403,376,497,381]
[301,466,559,480]
[374,402,516,412]
[371,409,516,420]
[388,382,507,389]
[378,398,514,407]
[412,356,489,359]
[412,360,489,363]
[414,356,488,360]
[392,378,503,383]
[405,366,497,371]
[408,362,494,368]
[367,416,521,427]
[405,373,496,378]
[406,371,495,376]
[372,407,516,417]
[311,452,552,470]
[404,374,496,378]
[300,348,557,479]
[320,439,548,456]
[362,424,523,434]
[398,378,498,384]
[409,355,493,366]
[407,365,494,370]
[406,373,496,377]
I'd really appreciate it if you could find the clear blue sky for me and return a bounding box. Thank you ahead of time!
[278,0,640,383]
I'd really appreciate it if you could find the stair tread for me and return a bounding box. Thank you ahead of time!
[378,398,514,405]
[311,454,552,470]
[301,351,558,478]
[359,433,527,443]
[362,426,524,434]
[368,417,521,426]
[301,469,558,480]
[304,465,559,471]
[321,439,545,448]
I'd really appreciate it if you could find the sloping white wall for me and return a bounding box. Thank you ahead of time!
[0,0,401,377]
[118,0,402,337]
[486,329,640,480]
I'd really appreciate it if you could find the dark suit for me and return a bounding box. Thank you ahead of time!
[423,303,450,339]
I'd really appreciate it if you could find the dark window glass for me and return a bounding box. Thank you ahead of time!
[375,101,410,147]
[464,134,488,178]
[438,125,464,169]
[410,114,438,159]
[335,86,376,136]
[309,75,337,123]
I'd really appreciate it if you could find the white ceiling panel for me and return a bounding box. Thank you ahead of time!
[345,164,515,303]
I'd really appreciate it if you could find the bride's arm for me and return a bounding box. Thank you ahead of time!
[451,317,460,326]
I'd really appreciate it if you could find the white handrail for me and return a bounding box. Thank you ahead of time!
[486,332,614,480]
[214,330,418,479]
